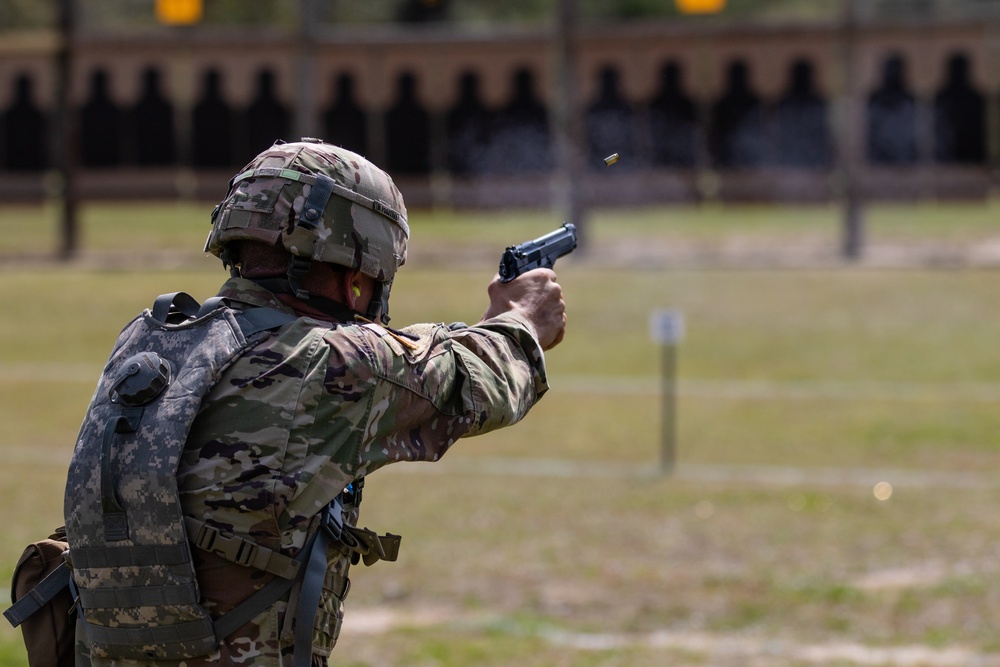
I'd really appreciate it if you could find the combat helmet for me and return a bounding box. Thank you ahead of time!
[206,138,409,322]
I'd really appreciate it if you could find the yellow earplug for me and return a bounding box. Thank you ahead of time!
[352,285,361,298]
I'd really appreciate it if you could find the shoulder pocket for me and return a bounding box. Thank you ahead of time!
[362,323,466,416]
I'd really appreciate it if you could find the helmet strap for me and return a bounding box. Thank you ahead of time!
[251,275,361,323]
[286,255,313,300]
[297,173,335,231]
[244,250,391,324]
[370,280,391,324]
[219,246,240,278]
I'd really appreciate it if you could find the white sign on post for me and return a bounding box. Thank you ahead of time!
[650,309,685,345]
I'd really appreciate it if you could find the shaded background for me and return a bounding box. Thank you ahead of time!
[3,0,1000,259]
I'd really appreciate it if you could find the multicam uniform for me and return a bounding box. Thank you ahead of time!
[156,276,545,666]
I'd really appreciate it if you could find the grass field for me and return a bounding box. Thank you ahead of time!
[1,200,999,665]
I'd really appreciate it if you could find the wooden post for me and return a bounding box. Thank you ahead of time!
[840,0,864,260]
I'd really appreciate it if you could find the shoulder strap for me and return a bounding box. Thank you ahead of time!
[151,292,201,321]
[152,293,297,338]
[235,307,298,338]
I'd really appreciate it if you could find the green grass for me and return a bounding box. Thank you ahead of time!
[4,199,1000,257]
[1,201,1000,665]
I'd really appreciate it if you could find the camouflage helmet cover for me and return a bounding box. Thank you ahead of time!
[205,139,409,283]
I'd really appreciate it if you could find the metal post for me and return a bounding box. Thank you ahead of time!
[54,0,78,260]
[651,309,684,475]
[661,341,678,475]
[294,0,320,140]
[553,0,587,251]
[172,28,196,197]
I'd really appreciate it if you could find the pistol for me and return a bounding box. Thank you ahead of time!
[498,223,578,283]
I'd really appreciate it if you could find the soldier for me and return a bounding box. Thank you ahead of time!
[67,138,566,666]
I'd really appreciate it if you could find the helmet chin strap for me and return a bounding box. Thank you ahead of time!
[249,257,391,324]
[371,281,390,324]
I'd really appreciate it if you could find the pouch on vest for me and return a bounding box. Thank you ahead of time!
[63,293,297,661]
[4,527,75,667]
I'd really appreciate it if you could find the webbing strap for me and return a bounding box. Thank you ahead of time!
[235,307,298,338]
[77,583,198,609]
[314,605,346,640]
[211,529,318,643]
[149,294,296,341]
[100,408,143,542]
[3,563,71,628]
[249,279,362,323]
[323,570,350,600]
[151,292,201,322]
[297,172,335,231]
[85,616,215,648]
[185,517,301,580]
[293,498,343,667]
[71,544,190,569]
[196,296,228,317]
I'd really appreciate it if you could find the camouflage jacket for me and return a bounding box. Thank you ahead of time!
[78,276,548,666]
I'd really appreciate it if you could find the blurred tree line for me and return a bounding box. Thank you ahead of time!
[2,0,998,32]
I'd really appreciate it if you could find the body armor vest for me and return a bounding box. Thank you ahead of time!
[63,292,399,665]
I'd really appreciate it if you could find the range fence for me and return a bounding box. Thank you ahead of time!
[1,15,999,207]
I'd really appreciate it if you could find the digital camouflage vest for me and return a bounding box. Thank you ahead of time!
[63,293,301,661]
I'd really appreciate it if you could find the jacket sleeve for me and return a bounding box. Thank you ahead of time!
[327,312,548,474]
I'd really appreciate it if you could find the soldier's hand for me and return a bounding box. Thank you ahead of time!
[482,268,566,351]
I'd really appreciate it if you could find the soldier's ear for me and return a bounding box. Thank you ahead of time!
[343,269,361,309]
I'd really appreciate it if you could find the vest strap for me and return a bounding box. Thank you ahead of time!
[235,307,298,338]
[71,544,190,569]
[84,616,215,649]
[77,582,199,609]
[211,526,319,644]
[151,292,201,322]
[293,498,343,667]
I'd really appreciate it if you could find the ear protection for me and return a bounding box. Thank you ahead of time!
[352,284,361,298]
